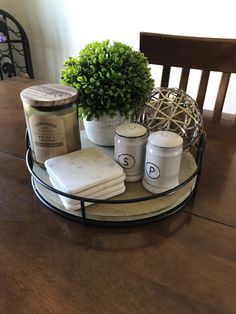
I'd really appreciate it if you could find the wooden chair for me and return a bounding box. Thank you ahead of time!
[140,32,236,117]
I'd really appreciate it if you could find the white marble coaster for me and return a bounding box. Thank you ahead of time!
[49,175,125,206]
[45,147,125,194]
[49,173,125,199]
[49,176,126,211]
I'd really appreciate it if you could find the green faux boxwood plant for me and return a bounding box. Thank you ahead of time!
[61,40,154,120]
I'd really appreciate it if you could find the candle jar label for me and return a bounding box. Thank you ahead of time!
[29,114,67,163]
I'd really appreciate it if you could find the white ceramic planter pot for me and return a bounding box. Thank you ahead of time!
[83,114,128,146]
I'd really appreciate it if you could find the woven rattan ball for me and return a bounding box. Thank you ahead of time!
[135,88,203,150]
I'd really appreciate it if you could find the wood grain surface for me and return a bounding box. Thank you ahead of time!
[140,33,236,115]
[0,78,44,159]
[184,111,236,227]
[0,78,236,314]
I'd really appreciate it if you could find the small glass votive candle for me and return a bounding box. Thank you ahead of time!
[143,131,183,193]
[114,123,147,182]
[21,84,81,166]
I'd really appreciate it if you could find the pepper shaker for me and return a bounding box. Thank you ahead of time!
[143,131,183,193]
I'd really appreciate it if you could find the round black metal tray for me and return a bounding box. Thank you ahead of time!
[25,131,205,226]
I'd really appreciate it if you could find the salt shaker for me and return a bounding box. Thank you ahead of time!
[114,123,147,182]
[143,131,183,193]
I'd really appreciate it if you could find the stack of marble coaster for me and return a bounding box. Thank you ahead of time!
[45,147,126,211]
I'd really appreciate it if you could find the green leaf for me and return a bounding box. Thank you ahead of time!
[60,40,155,120]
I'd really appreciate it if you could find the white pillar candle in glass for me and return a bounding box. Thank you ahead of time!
[21,84,81,166]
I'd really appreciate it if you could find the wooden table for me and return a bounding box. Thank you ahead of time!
[0,78,235,314]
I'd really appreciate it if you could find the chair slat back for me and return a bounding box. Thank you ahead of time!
[179,68,190,91]
[140,32,236,115]
[196,70,210,111]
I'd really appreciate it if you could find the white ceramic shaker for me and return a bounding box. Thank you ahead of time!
[142,131,183,193]
[114,123,147,182]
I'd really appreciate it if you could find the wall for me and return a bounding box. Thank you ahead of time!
[1,0,235,113]
[1,0,73,82]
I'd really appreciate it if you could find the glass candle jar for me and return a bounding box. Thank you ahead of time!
[21,84,81,166]
[114,123,147,182]
[143,131,183,193]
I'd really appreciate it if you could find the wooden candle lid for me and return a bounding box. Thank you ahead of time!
[20,84,78,107]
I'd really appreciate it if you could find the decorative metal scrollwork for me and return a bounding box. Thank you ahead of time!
[0,9,34,80]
